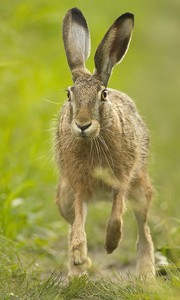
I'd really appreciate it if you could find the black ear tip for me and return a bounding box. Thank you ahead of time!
[68,7,84,19]
[69,7,81,14]
[115,12,134,25]
[124,12,134,20]
[67,7,88,29]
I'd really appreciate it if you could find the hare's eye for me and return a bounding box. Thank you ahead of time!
[67,90,71,101]
[101,89,107,101]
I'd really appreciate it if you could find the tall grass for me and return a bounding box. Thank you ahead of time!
[0,0,180,298]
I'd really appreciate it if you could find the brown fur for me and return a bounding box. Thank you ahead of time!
[55,8,155,276]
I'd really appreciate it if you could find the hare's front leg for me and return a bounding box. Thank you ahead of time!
[130,173,155,277]
[56,181,91,276]
[69,197,91,276]
[106,190,125,253]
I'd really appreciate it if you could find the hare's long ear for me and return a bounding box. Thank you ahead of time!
[62,8,90,77]
[94,13,134,86]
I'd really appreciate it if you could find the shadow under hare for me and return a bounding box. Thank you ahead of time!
[55,7,155,277]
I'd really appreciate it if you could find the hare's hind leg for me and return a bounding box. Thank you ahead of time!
[56,180,91,276]
[130,173,155,277]
[56,179,75,224]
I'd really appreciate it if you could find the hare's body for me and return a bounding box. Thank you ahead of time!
[56,86,148,195]
[55,8,155,276]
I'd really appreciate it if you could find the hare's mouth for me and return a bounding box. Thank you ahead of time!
[78,132,90,139]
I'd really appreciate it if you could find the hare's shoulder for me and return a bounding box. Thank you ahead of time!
[109,88,148,135]
[108,88,138,115]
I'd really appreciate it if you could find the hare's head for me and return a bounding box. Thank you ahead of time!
[62,8,134,139]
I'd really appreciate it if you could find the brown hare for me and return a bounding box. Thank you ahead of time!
[55,7,155,277]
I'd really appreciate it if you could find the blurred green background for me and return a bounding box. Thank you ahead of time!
[0,0,180,277]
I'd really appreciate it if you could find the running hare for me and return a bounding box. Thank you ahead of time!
[55,7,155,276]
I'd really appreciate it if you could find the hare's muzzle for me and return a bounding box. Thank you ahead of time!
[75,122,92,132]
[72,120,93,138]
[72,109,94,138]
[72,119,100,138]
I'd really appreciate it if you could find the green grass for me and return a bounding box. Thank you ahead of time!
[0,257,180,300]
[0,0,180,298]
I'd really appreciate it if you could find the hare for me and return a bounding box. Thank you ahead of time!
[55,7,155,277]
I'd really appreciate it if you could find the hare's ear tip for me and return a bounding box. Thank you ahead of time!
[114,12,134,29]
[65,7,88,29]
[124,12,134,19]
[118,12,134,24]
[67,7,83,17]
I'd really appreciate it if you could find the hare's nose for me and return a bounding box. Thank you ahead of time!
[76,122,92,132]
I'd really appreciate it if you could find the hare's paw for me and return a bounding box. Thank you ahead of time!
[105,218,122,253]
[73,242,87,265]
[71,231,87,265]
[69,231,92,276]
[68,256,92,277]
